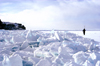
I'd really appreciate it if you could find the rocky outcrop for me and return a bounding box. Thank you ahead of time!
[0,19,26,30]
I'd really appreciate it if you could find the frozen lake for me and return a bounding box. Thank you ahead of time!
[0,30,100,66]
[69,31,100,42]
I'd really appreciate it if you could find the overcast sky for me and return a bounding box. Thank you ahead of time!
[0,0,100,30]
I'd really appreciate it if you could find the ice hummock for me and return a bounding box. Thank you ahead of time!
[0,30,100,66]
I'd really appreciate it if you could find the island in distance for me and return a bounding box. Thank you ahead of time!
[0,19,26,30]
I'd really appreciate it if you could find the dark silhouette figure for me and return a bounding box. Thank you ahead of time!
[83,28,86,35]
[0,19,3,29]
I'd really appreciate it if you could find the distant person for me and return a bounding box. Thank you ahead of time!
[83,28,86,35]
[0,19,3,29]
[0,19,2,25]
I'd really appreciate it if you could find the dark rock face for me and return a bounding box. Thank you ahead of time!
[0,19,26,30]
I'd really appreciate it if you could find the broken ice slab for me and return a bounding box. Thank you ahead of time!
[26,30,40,41]
[28,41,40,47]
[20,41,39,50]
[0,54,3,61]
[9,54,23,66]
[34,50,52,58]
[2,55,11,66]
[72,51,89,65]
[83,60,93,66]
[96,61,100,66]
[20,41,29,50]
[23,60,33,66]
[36,59,51,66]
[13,35,26,43]
[0,39,5,42]
[20,41,40,50]
[28,57,41,65]
[11,46,19,52]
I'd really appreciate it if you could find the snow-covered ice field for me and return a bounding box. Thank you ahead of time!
[69,31,100,42]
[0,30,100,66]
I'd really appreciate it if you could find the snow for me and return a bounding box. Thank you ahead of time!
[69,31,100,42]
[0,30,100,66]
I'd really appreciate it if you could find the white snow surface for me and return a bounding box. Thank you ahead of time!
[69,31,100,42]
[0,30,100,66]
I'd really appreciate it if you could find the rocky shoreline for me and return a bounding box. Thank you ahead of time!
[0,19,26,30]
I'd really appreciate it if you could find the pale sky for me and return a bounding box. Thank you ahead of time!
[0,0,100,30]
